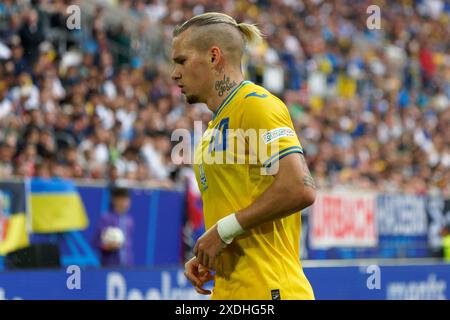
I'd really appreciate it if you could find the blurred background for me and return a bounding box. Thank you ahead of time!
[0,0,449,300]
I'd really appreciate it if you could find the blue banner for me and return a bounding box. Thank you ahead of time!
[376,195,428,236]
[0,267,209,300]
[0,263,448,300]
[306,194,434,259]
[304,262,450,300]
[28,184,186,268]
[376,194,429,259]
[77,186,185,267]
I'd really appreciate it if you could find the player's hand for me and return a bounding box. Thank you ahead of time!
[184,257,214,295]
[193,224,227,270]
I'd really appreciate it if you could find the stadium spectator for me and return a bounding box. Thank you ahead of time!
[0,0,447,196]
[94,186,134,267]
[18,9,44,65]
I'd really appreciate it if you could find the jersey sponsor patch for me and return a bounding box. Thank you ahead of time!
[262,127,295,144]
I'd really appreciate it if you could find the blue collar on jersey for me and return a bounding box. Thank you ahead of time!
[212,80,252,121]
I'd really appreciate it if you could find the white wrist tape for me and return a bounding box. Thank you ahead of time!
[217,213,245,244]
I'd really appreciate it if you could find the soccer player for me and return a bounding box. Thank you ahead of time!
[171,12,316,300]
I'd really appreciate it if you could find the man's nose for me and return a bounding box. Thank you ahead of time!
[171,68,181,81]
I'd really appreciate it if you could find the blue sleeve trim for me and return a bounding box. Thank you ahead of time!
[263,146,303,168]
[245,92,268,99]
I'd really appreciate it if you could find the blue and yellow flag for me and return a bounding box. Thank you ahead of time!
[0,181,29,255]
[30,178,89,233]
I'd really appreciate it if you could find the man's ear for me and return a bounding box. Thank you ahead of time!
[210,46,223,69]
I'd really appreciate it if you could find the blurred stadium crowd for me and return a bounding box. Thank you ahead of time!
[0,0,449,195]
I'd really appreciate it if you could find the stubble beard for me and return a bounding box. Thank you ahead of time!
[186,94,201,104]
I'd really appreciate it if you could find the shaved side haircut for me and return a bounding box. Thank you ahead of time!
[173,12,263,66]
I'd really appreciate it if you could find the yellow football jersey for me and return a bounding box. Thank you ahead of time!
[194,80,314,300]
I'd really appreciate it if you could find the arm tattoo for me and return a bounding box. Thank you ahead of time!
[215,75,237,97]
[300,154,317,190]
[303,175,316,190]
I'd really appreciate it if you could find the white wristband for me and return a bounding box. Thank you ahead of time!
[217,213,245,244]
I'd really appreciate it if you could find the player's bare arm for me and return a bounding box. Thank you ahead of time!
[236,153,316,229]
[194,153,316,269]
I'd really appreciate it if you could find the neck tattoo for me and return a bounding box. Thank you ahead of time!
[215,75,237,97]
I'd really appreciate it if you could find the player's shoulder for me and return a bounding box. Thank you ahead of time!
[239,82,288,114]
[240,82,271,100]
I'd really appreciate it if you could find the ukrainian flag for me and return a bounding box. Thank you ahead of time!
[0,181,29,255]
[30,178,89,233]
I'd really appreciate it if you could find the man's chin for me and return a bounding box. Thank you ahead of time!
[186,94,201,104]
